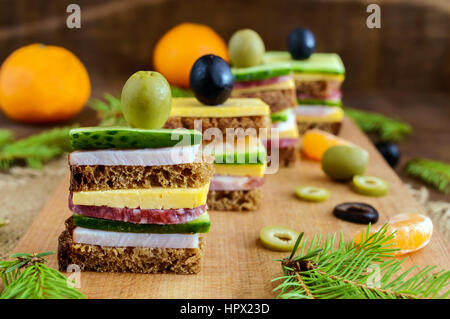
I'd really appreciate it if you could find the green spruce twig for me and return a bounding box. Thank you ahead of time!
[273,224,450,299]
[344,108,412,142]
[405,158,450,194]
[0,126,77,170]
[0,251,86,299]
[0,217,8,228]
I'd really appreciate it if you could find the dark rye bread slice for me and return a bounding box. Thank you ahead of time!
[295,79,343,99]
[164,115,270,138]
[297,122,342,136]
[278,146,298,167]
[207,188,261,212]
[70,161,214,192]
[232,88,297,113]
[58,217,205,274]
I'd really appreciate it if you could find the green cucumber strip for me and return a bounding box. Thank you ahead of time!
[205,140,267,164]
[232,63,292,82]
[270,108,292,123]
[264,51,345,75]
[297,99,342,107]
[70,127,202,150]
[73,213,210,234]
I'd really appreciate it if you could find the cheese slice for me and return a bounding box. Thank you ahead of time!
[170,97,270,118]
[293,73,344,82]
[72,183,209,209]
[295,106,344,123]
[278,125,299,139]
[214,163,266,177]
[232,78,295,94]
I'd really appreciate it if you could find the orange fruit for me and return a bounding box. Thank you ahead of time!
[153,23,229,88]
[0,44,90,124]
[354,213,433,256]
[302,129,353,161]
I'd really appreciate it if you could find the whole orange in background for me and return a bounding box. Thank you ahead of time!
[153,23,229,88]
[0,44,91,123]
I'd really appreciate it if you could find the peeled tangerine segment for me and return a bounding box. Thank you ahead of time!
[353,213,433,256]
[260,226,299,251]
[302,129,352,161]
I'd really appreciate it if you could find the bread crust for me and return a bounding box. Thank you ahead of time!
[297,122,342,136]
[207,188,262,211]
[57,217,205,274]
[295,79,342,98]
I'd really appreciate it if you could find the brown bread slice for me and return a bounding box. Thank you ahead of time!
[57,217,205,274]
[295,79,342,98]
[70,161,214,191]
[278,146,298,167]
[207,188,261,211]
[231,88,297,113]
[297,122,342,136]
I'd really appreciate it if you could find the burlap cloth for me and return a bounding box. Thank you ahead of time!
[0,158,449,259]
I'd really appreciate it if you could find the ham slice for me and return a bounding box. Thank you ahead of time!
[234,75,293,89]
[73,227,199,248]
[69,144,200,166]
[263,138,298,149]
[209,175,264,191]
[69,193,206,224]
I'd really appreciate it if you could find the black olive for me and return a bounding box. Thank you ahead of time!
[287,28,315,60]
[375,141,400,168]
[189,54,234,105]
[333,202,379,224]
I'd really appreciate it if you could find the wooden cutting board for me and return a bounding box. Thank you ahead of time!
[12,118,450,298]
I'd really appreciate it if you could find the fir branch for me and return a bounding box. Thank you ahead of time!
[0,130,14,149]
[0,252,86,299]
[0,126,76,171]
[171,85,193,97]
[273,224,450,299]
[0,218,8,228]
[344,108,412,142]
[405,158,450,194]
[89,93,128,127]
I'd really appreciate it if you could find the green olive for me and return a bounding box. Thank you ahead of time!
[295,186,330,202]
[228,29,265,68]
[352,175,389,196]
[321,145,369,181]
[121,71,171,129]
[260,226,299,251]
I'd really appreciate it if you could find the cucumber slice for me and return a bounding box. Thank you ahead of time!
[271,108,292,123]
[73,212,210,234]
[70,127,202,150]
[297,98,342,107]
[206,139,267,164]
[264,51,345,75]
[232,63,291,82]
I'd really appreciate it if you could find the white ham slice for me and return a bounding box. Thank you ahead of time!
[209,175,264,191]
[294,106,337,116]
[271,112,296,132]
[69,144,200,166]
[73,227,199,248]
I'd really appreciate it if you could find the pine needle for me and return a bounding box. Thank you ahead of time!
[405,158,450,194]
[0,251,86,299]
[273,224,450,299]
[171,85,193,98]
[0,218,8,228]
[0,125,76,171]
[344,108,412,142]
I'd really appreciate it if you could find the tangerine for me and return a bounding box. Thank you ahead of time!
[152,23,229,88]
[302,129,352,161]
[354,213,433,256]
[0,44,91,123]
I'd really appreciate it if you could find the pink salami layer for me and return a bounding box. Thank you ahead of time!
[263,138,298,149]
[209,175,264,191]
[234,75,293,89]
[68,194,206,224]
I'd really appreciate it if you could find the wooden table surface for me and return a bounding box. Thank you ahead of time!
[12,118,450,299]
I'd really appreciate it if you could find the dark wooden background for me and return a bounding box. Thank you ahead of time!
[0,0,449,199]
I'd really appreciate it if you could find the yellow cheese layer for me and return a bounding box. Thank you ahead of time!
[72,183,210,209]
[296,107,344,123]
[171,97,270,118]
[214,163,266,177]
[278,125,299,139]
[232,78,295,94]
[293,73,345,82]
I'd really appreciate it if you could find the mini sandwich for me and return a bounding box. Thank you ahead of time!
[230,64,299,166]
[165,97,270,211]
[264,51,345,135]
[58,127,214,274]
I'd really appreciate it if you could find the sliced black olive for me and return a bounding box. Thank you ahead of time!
[333,202,379,224]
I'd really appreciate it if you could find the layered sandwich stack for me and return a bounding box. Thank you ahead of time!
[230,64,299,166]
[264,51,345,135]
[58,127,214,274]
[165,97,270,211]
